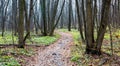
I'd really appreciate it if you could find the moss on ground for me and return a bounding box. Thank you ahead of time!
[0,32,60,45]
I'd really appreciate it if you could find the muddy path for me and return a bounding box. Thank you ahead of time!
[25,32,76,66]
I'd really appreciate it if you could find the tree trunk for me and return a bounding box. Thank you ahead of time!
[25,0,33,38]
[85,0,95,54]
[41,0,47,36]
[75,0,85,42]
[96,0,111,54]
[68,0,72,31]
[18,0,25,48]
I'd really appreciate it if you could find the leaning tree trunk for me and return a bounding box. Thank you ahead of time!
[96,0,111,54]
[75,0,85,42]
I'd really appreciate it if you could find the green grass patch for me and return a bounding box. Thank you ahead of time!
[0,33,18,44]
[26,34,60,45]
[0,48,35,56]
[0,55,20,66]
[58,29,80,44]
[0,32,60,46]
[0,47,35,66]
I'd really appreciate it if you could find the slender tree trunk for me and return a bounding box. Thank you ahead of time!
[25,0,33,38]
[68,0,72,31]
[12,0,17,36]
[75,0,85,42]
[1,0,9,37]
[41,0,47,36]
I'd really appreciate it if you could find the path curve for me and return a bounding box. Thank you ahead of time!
[26,32,75,66]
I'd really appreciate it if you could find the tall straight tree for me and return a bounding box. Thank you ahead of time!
[25,0,34,38]
[68,0,72,31]
[86,0,94,50]
[85,0,95,54]
[40,0,47,36]
[1,0,9,37]
[40,0,65,36]
[18,0,25,48]
[12,0,18,36]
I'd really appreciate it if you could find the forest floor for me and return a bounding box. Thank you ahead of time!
[14,31,120,66]
[1,30,120,66]
[24,32,76,66]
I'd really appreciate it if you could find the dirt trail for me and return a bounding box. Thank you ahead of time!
[25,32,76,66]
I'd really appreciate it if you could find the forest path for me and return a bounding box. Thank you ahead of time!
[26,32,76,66]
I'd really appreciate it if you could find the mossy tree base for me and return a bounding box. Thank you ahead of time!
[18,42,25,48]
[18,45,24,48]
[85,48,101,55]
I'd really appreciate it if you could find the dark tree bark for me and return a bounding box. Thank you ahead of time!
[18,0,25,48]
[49,0,65,36]
[96,0,111,54]
[75,0,85,42]
[68,0,72,31]
[85,0,95,54]
[80,0,111,55]
[12,0,18,36]
[40,0,47,36]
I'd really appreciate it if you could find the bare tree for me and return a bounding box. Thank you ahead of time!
[18,0,25,48]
